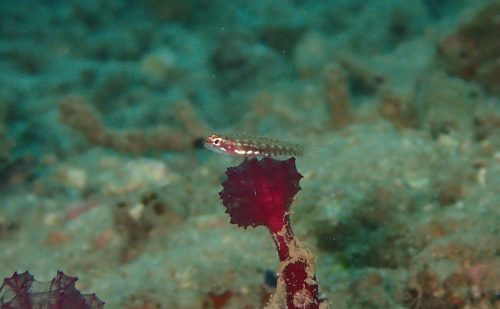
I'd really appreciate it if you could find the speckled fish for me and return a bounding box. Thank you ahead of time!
[204,134,305,158]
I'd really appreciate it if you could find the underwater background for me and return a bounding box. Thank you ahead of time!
[1,0,499,308]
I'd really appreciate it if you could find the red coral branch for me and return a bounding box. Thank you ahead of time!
[220,158,327,309]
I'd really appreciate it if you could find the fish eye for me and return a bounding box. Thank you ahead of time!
[213,138,222,146]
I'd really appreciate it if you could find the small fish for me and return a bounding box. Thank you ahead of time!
[204,134,305,158]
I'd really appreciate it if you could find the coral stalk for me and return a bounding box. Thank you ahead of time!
[271,219,324,309]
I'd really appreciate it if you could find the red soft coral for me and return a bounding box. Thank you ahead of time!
[220,158,327,309]
[220,157,302,233]
[0,271,104,309]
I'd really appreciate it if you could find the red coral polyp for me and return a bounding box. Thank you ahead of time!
[219,157,302,232]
